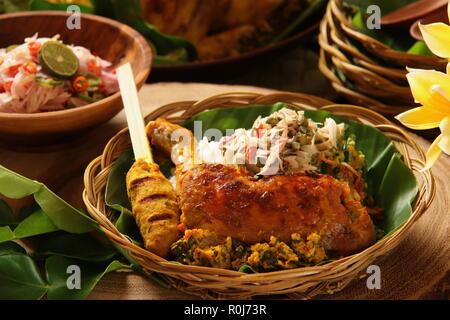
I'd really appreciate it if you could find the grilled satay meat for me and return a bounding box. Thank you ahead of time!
[146,118,376,257]
[146,118,194,164]
[126,159,181,258]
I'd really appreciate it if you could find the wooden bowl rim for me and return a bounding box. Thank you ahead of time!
[0,11,152,120]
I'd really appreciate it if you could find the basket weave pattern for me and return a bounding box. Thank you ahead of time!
[318,0,447,115]
[83,93,435,299]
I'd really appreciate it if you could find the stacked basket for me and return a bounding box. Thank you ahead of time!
[318,0,447,116]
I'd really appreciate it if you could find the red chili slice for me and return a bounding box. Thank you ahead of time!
[28,42,41,57]
[22,62,37,75]
[3,81,13,93]
[8,64,22,77]
[72,76,89,93]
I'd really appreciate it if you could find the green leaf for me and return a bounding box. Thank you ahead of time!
[35,233,117,262]
[30,0,94,12]
[13,209,59,239]
[106,149,172,245]
[238,264,257,274]
[0,165,96,233]
[2,0,30,12]
[45,256,129,300]
[407,41,434,56]
[0,227,15,243]
[152,48,190,66]
[105,150,133,213]
[377,154,418,232]
[0,253,48,300]
[0,242,27,256]
[115,209,143,245]
[0,209,59,244]
[104,150,143,243]
[0,199,16,227]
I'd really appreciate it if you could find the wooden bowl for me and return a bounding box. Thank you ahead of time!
[0,11,152,146]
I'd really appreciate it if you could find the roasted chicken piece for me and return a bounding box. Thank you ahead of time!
[146,118,375,257]
[176,164,374,256]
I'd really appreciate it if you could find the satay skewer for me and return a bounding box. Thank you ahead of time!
[117,64,180,258]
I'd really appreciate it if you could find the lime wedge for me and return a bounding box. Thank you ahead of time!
[38,41,79,78]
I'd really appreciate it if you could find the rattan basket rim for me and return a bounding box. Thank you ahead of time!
[82,92,435,299]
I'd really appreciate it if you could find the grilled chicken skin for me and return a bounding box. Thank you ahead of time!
[176,164,375,256]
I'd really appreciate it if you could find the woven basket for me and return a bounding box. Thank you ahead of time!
[83,92,435,299]
[318,0,447,116]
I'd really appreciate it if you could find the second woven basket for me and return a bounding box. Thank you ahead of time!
[319,0,447,116]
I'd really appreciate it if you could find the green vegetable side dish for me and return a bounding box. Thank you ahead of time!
[105,104,419,273]
[38,41,79,78]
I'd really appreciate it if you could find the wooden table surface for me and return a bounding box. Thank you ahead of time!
[1,82,448,300]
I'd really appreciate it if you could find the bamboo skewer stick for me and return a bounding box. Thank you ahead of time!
[117,63,153,164]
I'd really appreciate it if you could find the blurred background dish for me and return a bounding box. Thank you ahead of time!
[151,21,321,82]
[0,11,152,147]
[0,0,327,81]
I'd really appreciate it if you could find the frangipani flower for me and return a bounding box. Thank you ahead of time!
[396,1,450,169]
[418,1,450,60]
